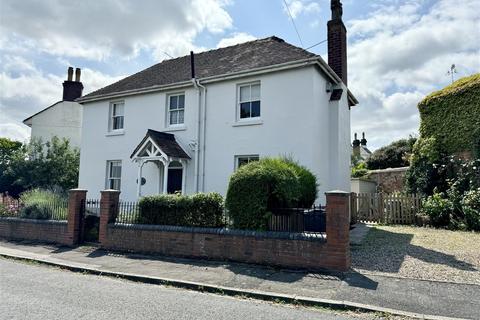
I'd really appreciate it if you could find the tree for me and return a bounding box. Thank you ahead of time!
[0,138,25,196]
[366,137,416,170]
[0,136,80,196]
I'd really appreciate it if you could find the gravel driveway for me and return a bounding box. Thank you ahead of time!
[351,225,480,284]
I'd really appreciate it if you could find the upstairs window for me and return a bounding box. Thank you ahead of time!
[238,83,260,119]
[110,102,124,131]
[235,155,259,170]
[168,94,185,126]
[106,160,122,190]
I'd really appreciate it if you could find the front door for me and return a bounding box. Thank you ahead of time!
[167,168,182,194]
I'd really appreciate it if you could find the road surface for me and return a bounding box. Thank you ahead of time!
[0,258,374,320]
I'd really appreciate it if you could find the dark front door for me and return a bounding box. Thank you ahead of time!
[167,168,182,194]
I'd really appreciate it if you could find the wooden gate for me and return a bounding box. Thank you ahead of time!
[350,193,422,224]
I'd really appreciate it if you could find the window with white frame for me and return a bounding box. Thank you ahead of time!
[106,160,122,190]
[238,83,260,119]
[235,155,259,169]
[109,102,124,131]
[168,93,185,126]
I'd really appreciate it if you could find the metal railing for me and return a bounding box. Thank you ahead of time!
[268,205,326,234]
[0,197,68,221]
[116,201,141,224]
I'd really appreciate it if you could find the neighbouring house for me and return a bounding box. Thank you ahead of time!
[352,132,372,161]
[23,67,83,148]
[77,0,358,202]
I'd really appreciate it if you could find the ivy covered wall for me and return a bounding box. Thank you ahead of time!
[418,73,480,155]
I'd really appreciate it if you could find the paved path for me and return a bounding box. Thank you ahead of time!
[1,240,478,319]
[0,258,366,320]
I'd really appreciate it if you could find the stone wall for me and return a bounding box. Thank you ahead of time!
[368,167,409,194]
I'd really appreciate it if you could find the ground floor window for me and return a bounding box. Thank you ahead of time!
[106,160,122,190]
[235,155,259,170]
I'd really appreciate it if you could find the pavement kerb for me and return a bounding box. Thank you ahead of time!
[0,252,466,320]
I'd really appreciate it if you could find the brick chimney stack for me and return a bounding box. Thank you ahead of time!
[62,67,84,101]
[328,0,347,86]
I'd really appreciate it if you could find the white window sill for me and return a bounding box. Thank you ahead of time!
[232,119,263,127]
[106,130,125,136]
[164,125,187,132]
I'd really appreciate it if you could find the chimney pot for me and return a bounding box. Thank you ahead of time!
[361,132,367,146]
[75,68,81,82]
[67,67,73,81]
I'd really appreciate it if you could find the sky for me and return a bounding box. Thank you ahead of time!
[0,0,479,150]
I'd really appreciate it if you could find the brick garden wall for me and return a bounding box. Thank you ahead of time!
[99,190,351,271]
[0,218,69,244]
[102,225,348,271]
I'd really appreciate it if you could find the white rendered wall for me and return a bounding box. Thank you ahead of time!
[29,101,83,148]
[79,66,351,202]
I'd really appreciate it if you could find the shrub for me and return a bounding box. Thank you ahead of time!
[366,137,416,170]
[19,189,67,220]
[225,158,302,230]
[283,158,318,207]
[406,137,445,196]
[138,192,224,227]
[351,161,368,178]
[421,193,453,228]
[462,189,480,231]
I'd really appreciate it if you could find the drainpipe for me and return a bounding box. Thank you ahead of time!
[191,51,201,193]
[197,82,207,192]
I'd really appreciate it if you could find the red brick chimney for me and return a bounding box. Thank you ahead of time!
[328,0,347,86]
[62,67,84,101]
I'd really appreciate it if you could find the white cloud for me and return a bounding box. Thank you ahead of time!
[216,32,257,48]
[349,0,480,150]
[0,58,123,141]
[283,0,321,19]
[0,0,233,61]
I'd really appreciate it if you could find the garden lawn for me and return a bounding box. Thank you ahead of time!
[351,225,480,284]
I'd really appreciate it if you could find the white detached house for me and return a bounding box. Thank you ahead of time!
[77,1,357,202]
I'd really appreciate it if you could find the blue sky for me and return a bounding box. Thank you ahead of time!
[1,0,479,150]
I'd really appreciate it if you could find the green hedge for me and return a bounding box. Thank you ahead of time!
[225,157,317,230]
[418,73,480,155]
[137,193,224,227]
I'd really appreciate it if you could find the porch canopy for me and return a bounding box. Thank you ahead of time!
[131,129,191,196]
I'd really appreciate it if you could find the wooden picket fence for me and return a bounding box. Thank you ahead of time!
[350,193,422,224]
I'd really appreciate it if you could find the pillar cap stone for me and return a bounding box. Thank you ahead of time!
[101,189,121,193]
[325,190,350,197]
[68,188,87,193]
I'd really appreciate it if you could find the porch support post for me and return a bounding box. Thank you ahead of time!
[162,159,170,194]
[136,160,144,197]
[181,160,186,195]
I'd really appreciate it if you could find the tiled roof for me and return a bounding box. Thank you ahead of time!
[131,129,191,159]
[82,36,317,100]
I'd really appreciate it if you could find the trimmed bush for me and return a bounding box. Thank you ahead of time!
[418,73,480,155]
[19,189,67,220]
[283,158,318,207]
[226,157,317,230]
[138,192,224,227]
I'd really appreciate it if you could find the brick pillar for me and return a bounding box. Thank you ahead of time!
[325,190,351,271]
[99,189,120,246]
[67,189,87,245]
